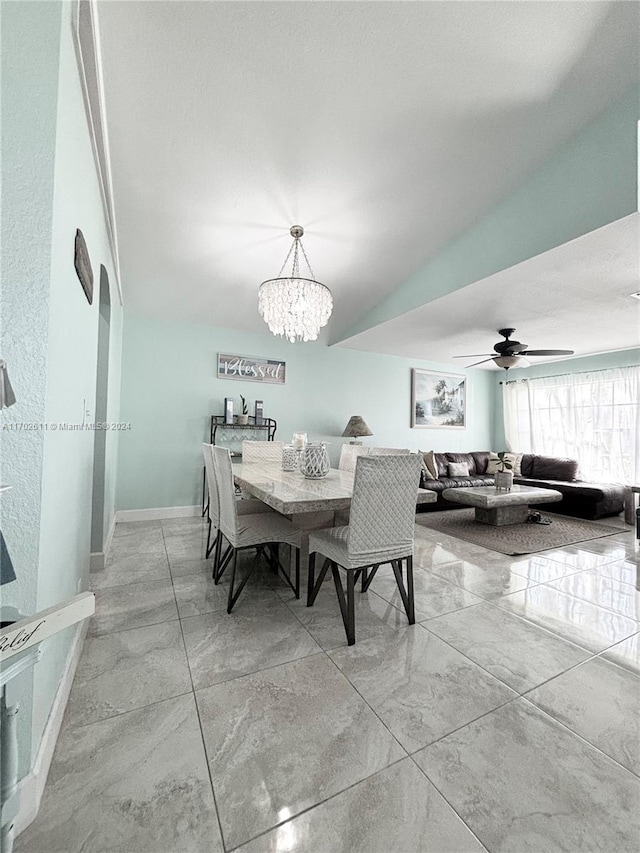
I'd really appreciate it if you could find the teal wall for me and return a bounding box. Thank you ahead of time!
[117,313,494,510]
[1,0,123,778]
[338,85,639,343]
[492,348,640,450]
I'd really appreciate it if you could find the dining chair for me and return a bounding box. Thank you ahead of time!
[338,443,370,473]
[212,446,302,612]
[242,439,284,464]
[370,447,411,455]
[307,453,422,645]
[202,444,273,576]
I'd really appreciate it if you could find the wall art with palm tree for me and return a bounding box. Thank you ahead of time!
[411,369,466,428]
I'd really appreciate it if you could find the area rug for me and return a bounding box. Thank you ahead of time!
[416,509,627,556]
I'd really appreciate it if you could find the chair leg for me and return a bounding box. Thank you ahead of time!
[307,552,316,605]
[206,518,214,558]
[215,540,233,584]
[212,530,222,580]
[332,564,356,645]
[361,564,379,593]
[295,548,300,599]
[308,557,331,606]
[391,557,415,625]
[227,548,260,613]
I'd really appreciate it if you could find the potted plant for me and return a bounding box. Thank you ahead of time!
[495,452,514,491]
[237,395,249,425]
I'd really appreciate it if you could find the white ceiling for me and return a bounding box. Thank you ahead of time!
[341,214,640,367]
[97,1,638,347]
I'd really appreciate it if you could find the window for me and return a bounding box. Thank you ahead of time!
[503,366,640,483]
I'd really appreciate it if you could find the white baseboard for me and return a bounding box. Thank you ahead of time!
[14,620,89,837]
[89,514,117,571]
[115,505,200,523]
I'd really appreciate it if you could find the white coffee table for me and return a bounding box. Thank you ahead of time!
[442,484,563,527]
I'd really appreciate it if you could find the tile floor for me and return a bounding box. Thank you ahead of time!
[16,515,640,852]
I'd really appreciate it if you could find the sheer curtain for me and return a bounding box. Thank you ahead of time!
[503,365,640,484]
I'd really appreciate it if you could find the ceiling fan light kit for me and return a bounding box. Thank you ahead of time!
[258,226,333,344]
[456,328,574,370]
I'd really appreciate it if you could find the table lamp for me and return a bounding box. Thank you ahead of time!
[341,415,373,445]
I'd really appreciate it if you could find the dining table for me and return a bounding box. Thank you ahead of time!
[232,461,437,567]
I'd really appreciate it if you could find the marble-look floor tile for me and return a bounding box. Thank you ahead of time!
[430,559,537,600]
[90,551,171,590]
[508,553,586,583]
[112,519,162,539]
[601,632,640,675]
[329,626,515,752]
[525,657,640,776]
[538,545,621,570]
[412,534,464,568]
[108,532,166,559]
[196,655,405,849]
[495,585,639,653]
[161,516,208,535]
[592,559,640,587]
[547,570,640,621]
[285,582,409,650]
[370,567,483,622]
[90,578,178,635]
[181,597,320,688]
[425,602,590,693]
[65,622,192,727]
[236,758,485,853]
[579,538,638,562]
[168,555,213,577]
[15,695,222,853]
[415,698,640,853]
[173,572,279,619]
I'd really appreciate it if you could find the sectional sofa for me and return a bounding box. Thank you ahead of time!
[417,451,625,520]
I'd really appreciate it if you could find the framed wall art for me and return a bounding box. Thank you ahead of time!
[411,368,466,429]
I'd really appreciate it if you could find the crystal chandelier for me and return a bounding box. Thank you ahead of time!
[258,226,333,343]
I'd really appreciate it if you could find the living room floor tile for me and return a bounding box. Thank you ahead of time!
[508,553,587,583]
[236,758,486,853]
[494,585,640,653]
[424,602,590,693]
[590,558,640,587]
[370,566,483,622]
[525,656,640,776]
[415,698,640,853]
[196,654,405,849]
[600,632,640,675]
[181,596,320,689]
[546,570,640,621]
[538,545,623,570]
[328,625,515,752]
[429,558,538,600]
[90,551,171,590]
[65,622,192,727]
[15,695,222,853]
[89,577,178,635]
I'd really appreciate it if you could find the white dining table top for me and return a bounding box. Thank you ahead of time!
[233,462,437,515]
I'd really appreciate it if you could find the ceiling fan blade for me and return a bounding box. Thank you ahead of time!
[466,357,495,368]
[522,349,574,356]
[453,354,493,358]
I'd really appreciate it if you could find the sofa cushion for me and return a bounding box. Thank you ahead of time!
[486,451,523,475]
[421,450,438,480]
[426,475,496,492]
[448,462,470,477]
[514,477,624,502]
[520,454,535,477]
[471,452,490,475]
[530,455,579,481]
[434,453,449,478]
[446,452,477,476]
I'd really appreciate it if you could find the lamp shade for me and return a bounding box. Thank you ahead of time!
[342,415,373,438]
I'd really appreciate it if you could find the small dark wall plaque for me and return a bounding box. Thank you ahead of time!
[74,229,93,304]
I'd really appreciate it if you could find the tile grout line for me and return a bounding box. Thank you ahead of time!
[163,519,231,853]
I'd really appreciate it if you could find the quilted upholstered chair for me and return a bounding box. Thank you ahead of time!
[370,447,411,455]
[202,444,272,572]
[242,439,284,464]
[307,453,423,645]
[338,443,370,473]
[212,446,302,612]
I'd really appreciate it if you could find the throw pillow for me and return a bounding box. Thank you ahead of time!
[421,450,438,480]
[448,462,470,477]
[486,452,523,475]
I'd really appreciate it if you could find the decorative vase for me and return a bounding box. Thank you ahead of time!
[495,470,514,491]
[237,414,249,425]
[299,442,330,479]
[282,445,298,472]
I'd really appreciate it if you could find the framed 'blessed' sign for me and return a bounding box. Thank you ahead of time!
[217,353,286,385]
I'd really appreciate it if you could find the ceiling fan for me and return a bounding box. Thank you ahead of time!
[455,328,574,370]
